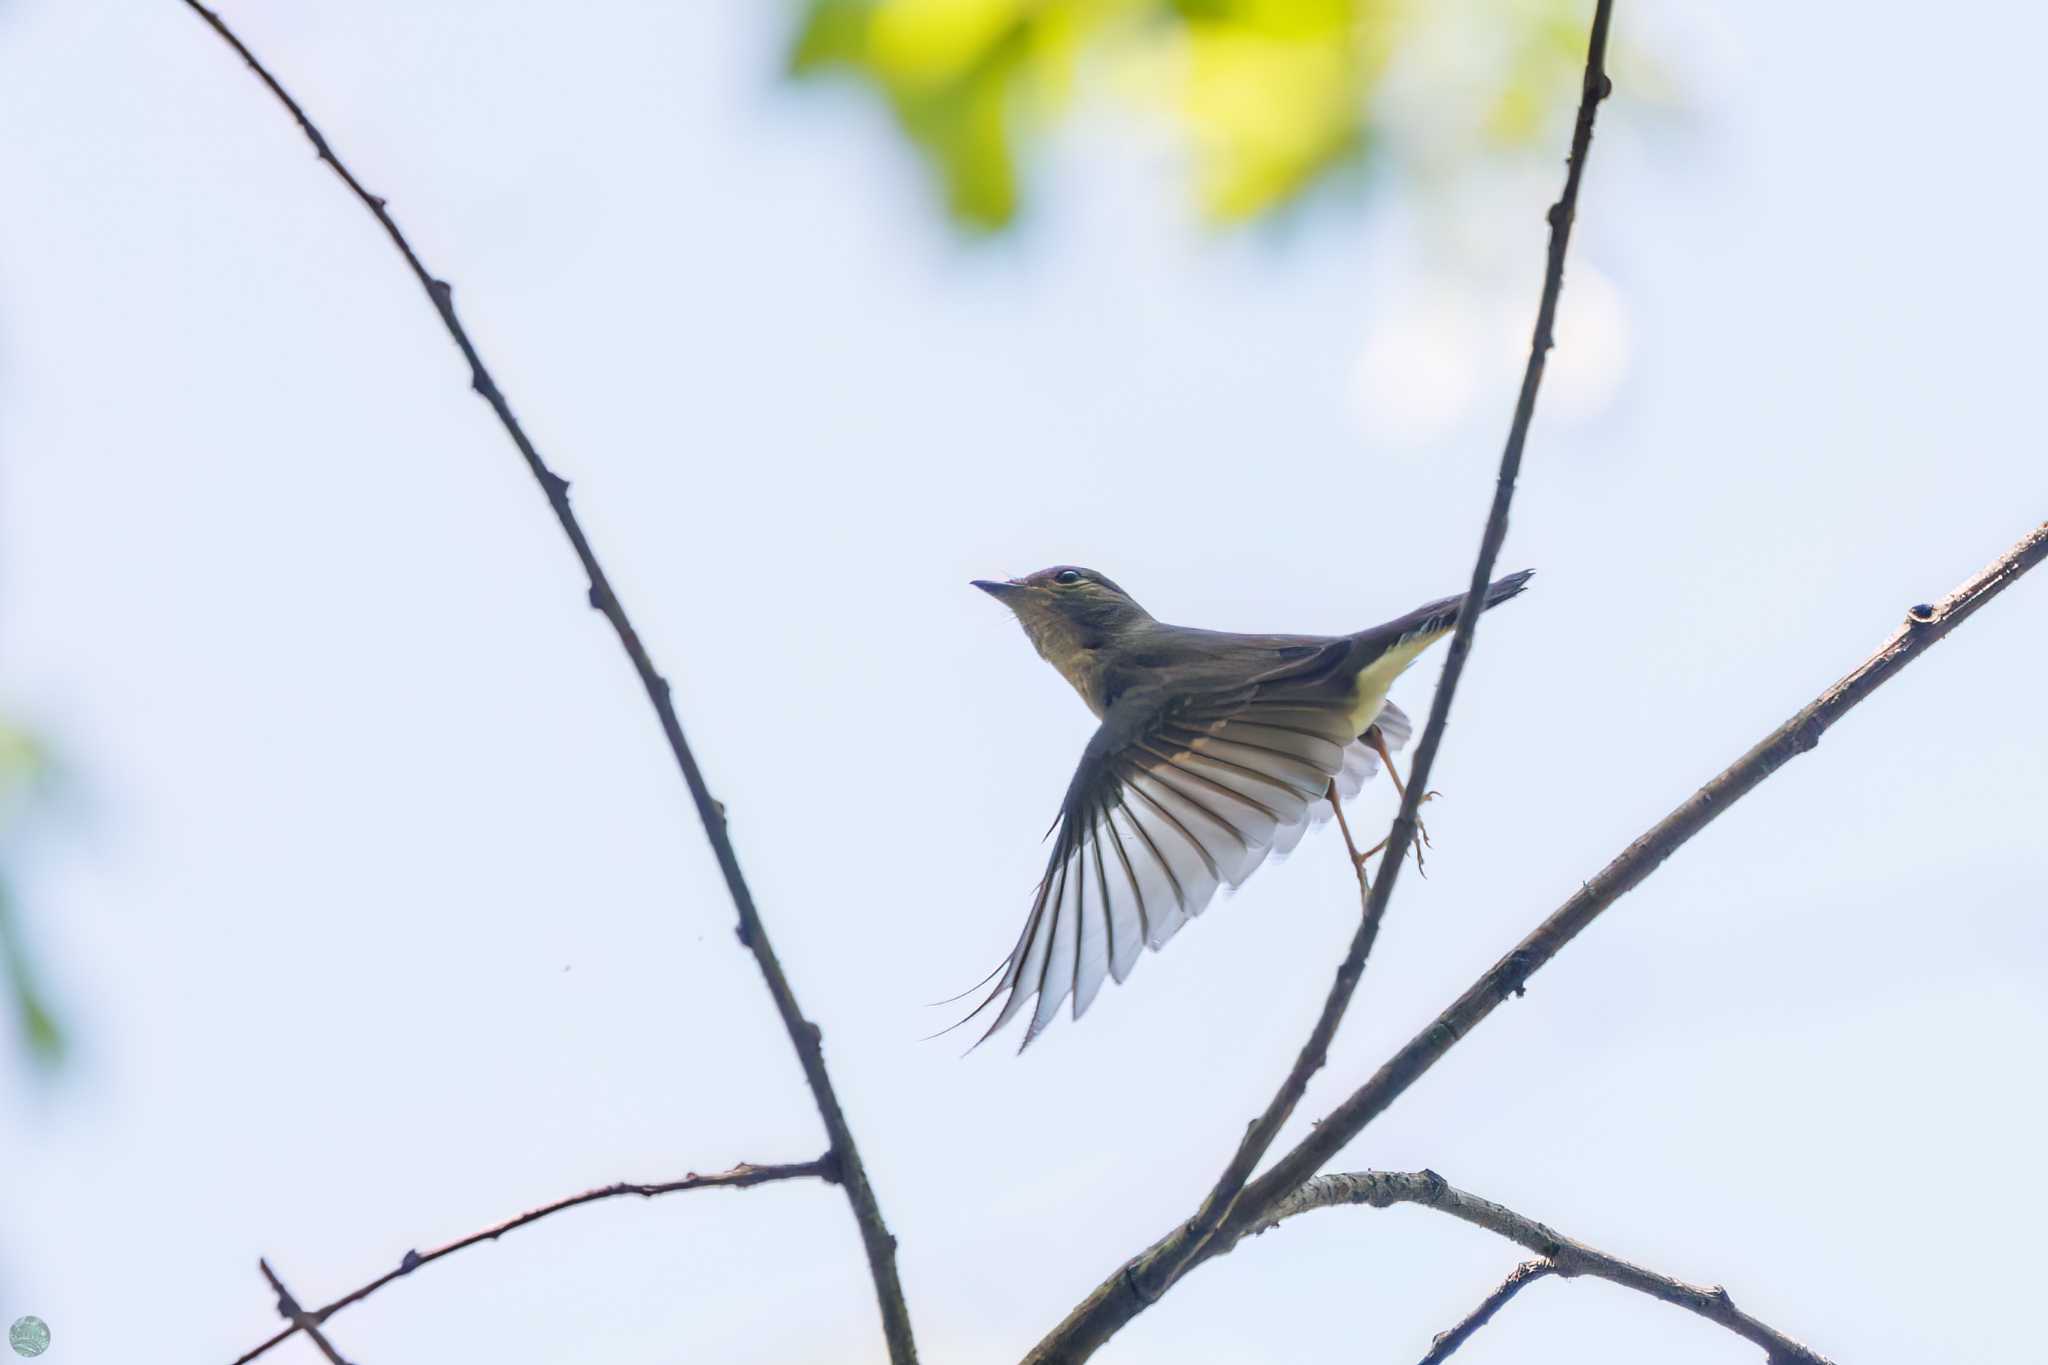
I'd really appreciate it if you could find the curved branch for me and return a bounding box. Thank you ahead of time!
[231,1159,829,1364]
[176,6,918,1361]
[1254,1171,1833,1364]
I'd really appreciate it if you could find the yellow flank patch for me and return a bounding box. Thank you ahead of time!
[1345,627,1451,733]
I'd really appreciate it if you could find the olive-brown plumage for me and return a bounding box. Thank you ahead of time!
[966,565,1533,1050]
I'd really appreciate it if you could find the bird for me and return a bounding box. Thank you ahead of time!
[962,565,1533,1051]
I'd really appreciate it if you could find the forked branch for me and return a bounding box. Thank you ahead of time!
[1225,519,2048,1230]
[231,1159,829,1364]
[1254,1171,1833,1364]
[178,5,916,1360]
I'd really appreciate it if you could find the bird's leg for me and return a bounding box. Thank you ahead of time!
[1368,726,1440,871]
[1325,786,1372,887]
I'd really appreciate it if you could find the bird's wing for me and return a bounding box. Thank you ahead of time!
[968,684,1375,1050]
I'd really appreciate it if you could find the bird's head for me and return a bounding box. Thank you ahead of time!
[972,566,1152,673]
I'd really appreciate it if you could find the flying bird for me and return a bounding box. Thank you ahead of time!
[964,565,1533,1050]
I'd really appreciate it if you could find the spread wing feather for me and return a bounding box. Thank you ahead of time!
[969,693,1411,1050]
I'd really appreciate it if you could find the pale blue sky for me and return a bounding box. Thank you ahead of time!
[2,2,2045,1363]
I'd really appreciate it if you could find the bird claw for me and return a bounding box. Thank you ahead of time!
[1410,790,1444,872]
[1335,750,1448,882]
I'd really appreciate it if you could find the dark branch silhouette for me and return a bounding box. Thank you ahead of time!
[1023,1,1618,1357]
[1417,1259,1555,1365]
[1224,518,2048,1215]
[1252,1171,1832,1364]
[176,5,918,1361]
[232,1160,828,1364]
[1027,518,2048,1358]
[258,1261,355,1365]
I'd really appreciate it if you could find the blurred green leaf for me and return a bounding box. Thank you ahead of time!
[788,0,1644,230]
[0,720,41,798]
[0,720,64,1068]
[793,0,1136,229]
[1481,0,1596,144]
[1153,0,1388,221]
[2,889,66,1066]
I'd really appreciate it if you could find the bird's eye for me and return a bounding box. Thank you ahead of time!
[1054,569,1084,586]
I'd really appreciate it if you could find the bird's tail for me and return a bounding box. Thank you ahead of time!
[1484,567,1535,608]
[1377,569,1535,644]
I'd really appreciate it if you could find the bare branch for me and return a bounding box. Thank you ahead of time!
[257,1260,356,1365]
[175,6,918,1360]
[1224,518,2048,1228]
[1253,1171,1833,1364]
[1416,1259,1555,1365]
[1023,2,1617,1357]
[1030,515,2048,1358]
[230,1159,828,1365]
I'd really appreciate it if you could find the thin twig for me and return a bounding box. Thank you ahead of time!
[176,6,918,1361]
[232,1160,827,1365]
[1029,517,2048,1360]
[1251,1171,1832,1364]
[257,1260,355,1365]
[1024,3,1618,1354]
[1416,1258,1555,1365]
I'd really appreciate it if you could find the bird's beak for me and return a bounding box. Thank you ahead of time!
[972,578,1023,600]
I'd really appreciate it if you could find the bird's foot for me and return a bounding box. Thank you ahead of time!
[1414,789,1440,853]
[1409,790,1443,876]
